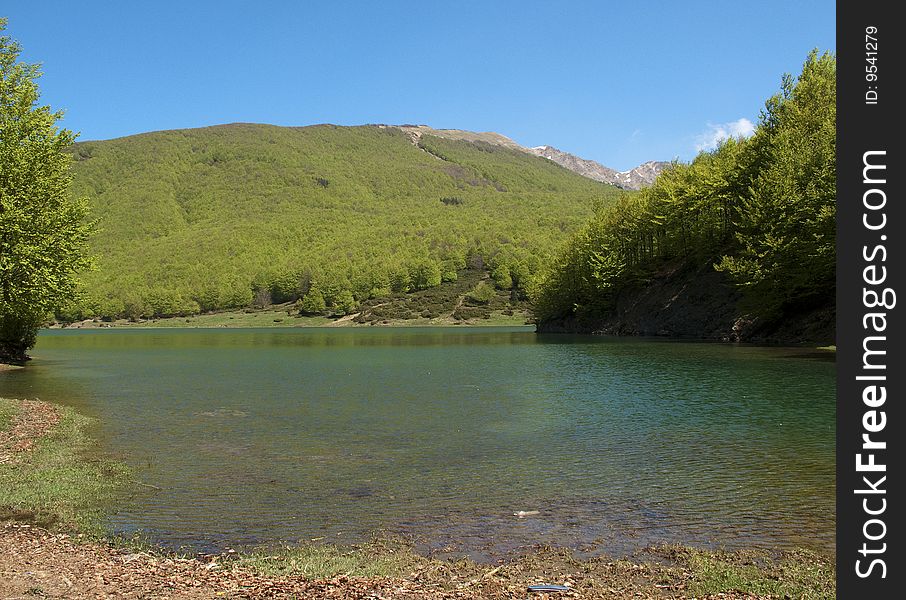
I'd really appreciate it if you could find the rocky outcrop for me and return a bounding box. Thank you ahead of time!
[618,160,671,190]
[527,146,669,190]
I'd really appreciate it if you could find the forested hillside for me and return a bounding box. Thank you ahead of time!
[534,51,836,342]
[64,124,620,320]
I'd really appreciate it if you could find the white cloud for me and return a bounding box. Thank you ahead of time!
[694,118,755,152]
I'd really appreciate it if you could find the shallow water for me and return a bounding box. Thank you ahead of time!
[2,327,835,558]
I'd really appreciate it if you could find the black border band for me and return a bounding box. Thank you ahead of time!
[837,2,902,596]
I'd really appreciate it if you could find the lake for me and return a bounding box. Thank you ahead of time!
[1,327,835,559]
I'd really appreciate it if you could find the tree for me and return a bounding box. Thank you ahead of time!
[332,289,357,316]
[491,264,513,290]
[533,50,836,328]
[388,267,410,294]
[409,260,441,290]
[1,20,92,363]
[297,287,326,315]
[717,50,836,313]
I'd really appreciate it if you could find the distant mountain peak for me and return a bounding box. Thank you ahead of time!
[383,125,667,190]
[525,145,669,190]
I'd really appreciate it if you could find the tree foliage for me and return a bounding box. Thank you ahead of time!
[534,51,836,325]
[63,122,620,321]
[0,19,92,362]
[716,51,836,310]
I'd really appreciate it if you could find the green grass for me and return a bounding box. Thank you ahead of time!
[241,539,424,579]
[0,397,17,431]
[140,310,331,328]
[84,307,333,328]
[239,541,834,595]
[57,297,531,329]
[675,547,835,599]
[0,398,131,537]
[458,311,530,326]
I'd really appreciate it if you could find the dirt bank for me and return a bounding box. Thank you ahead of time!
[2,524,820,599]
[537,261,835,345]
[2,524,481,599]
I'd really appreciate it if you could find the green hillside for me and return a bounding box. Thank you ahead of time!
[65,124,621,320]
[534,51,835,341]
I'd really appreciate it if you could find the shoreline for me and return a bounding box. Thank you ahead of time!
[0,522,834,600]
[48,306,533,331]
[0,397,836,598]
[43,306,836,352]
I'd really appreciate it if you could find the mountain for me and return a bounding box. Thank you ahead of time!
[385,126,668,190]
[527,146,669,190]
[65,123,621,320]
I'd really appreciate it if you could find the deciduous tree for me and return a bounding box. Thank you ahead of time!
[1,19,93,363]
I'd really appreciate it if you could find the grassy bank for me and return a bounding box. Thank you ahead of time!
[0,397,834,598]
[56,307,333,329]
[53,307,530,329]
[0,398,16,430]
[237,543,834,598]
[0,397,131,536]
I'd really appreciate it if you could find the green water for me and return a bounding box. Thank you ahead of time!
[1,327,835,557]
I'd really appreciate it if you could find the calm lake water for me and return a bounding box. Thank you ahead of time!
[2,327,835,558]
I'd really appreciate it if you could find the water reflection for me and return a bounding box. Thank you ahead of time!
[0,328,835,558]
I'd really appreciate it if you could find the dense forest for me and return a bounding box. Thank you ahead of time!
[533,51,835,339]
[64,124,621,321]
[59,52,834,334]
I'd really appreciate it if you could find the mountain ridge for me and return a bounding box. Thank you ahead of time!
[80,122,668,190]
[526,145,669,190]
[381,124,667,190]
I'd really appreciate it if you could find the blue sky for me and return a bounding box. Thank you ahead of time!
[4,1,834,171]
